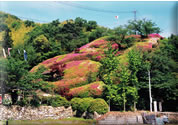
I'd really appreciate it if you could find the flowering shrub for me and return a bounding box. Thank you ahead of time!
[96,56,102,61]
[80,39,107,50]
[54,77,87,90]
[148,33,163,38]
[74,48,80,53]
[126,35,141,39]
[64,60,101,79]
[68,81,105,98]
[137,42,152,51]
[112,43,118,50]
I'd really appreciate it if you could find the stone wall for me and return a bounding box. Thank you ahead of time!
[96,111,178,125]
[0,105,73,120]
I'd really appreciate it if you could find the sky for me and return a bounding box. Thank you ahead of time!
[0,1,177,37]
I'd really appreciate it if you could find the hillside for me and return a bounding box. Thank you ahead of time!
[31,36,159,98]
[1,11,177,112]
[0,11,37,47]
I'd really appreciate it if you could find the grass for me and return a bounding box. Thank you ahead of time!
[7,117,96,125]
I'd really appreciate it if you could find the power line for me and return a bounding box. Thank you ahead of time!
[55,1,135,14]
[54,1,137,21]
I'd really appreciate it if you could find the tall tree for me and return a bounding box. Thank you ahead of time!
[127,18,160,38]
[128,48,142,111]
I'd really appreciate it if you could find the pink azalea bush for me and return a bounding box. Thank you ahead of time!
[54,77,87,90]
[68,81,105,97]
[148,33,163,38]
[112,43,118,50]
[137,42,152,50]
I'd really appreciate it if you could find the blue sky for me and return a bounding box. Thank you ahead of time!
[0,1,177,37]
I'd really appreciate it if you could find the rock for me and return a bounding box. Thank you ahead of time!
[94,111,101,119]
[0,105,73,120]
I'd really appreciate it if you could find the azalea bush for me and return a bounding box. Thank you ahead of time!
[68,81,105,98]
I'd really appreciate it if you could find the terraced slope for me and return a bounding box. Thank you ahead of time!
[31,38,110,98]
[31,35,161,98]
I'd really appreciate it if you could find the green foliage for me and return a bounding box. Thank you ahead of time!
[24,20,35,27]
[33,34,50,52]
[0,23,13,48]
[128,18,161,37]
[105,35,121,42]
[136,36,178,111]
[75,17,87,27]
[88,98,108,114]
[11,21,21,30]
[30,93,41,107]
[17,98,29,107]
[99,43,119,84]
[86,21,97,31]
[122,37,136,48]
[6,57,29,89]
[118,66,130,111]
[88,27,107,42]
[127,48,143,110]
[47,95,70,108]
[71,97,94,117]
[128,48,142,87]
[114,26,129,42]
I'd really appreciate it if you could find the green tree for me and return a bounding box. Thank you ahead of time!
[118,66,130,111]
[99,43,119,84]
[114,26,128,42]
[0,24,13,48]
[86,21,97,31]
[128,18,161,38]
[33,34,50,53]
[128,48,142,110]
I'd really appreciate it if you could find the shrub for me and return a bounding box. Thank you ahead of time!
[48,95,70,108]
[88,98,108,114]
[71,98,82,111]
[77,98,94,116]
[71,97,94,117]
[11,21,21,30]
[122,37,136,48]
[105,35,120,42]
[24,20,35,27]
[17,98,29,107]
[30,94,41,107]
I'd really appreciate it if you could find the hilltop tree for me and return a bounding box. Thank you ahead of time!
[128,18,161,38]
[114,26,129,42]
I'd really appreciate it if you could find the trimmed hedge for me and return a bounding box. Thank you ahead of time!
[71,97,94,117]
[44,95,70,108]
[88,98,109,114]
[71,97,108,117]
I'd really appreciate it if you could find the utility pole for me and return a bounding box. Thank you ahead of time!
[133,10,137,21]
[148,70,152,112]
[133,10,137,35]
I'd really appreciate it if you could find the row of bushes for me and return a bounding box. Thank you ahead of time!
[17,95,108,116]
[16,95,70,108]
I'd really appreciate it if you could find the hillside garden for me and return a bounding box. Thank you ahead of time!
[0,11,177,118]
